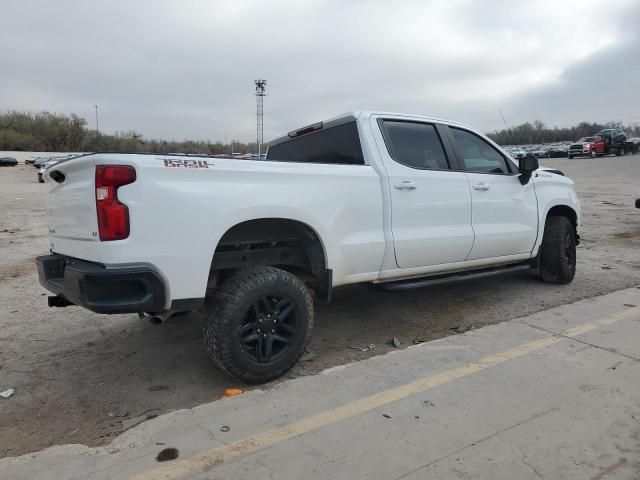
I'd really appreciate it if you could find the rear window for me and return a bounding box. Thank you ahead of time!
[266,122,364,165]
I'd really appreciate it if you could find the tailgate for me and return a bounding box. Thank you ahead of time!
[45,156,99,245]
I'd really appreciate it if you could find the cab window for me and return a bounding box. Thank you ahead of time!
[380,120,450,170]
[451,127,512,174]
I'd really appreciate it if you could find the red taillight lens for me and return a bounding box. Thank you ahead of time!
[95,165,136,241]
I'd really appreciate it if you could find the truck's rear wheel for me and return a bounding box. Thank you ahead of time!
[539,216,576,284]
[204,266,313,384]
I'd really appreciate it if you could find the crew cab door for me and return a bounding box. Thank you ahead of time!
[374,119,474,268]
[446,126,538,260]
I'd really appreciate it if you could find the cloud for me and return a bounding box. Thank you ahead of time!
[501,30,640,129]
[0,0,638,141]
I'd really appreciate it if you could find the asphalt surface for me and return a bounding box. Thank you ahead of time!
[0,152,639,459]
[2,287,639,479]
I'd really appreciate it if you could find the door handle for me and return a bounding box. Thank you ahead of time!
[472,183,490,191]
[394,181,417,190]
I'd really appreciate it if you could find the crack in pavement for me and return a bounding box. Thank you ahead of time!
[521,322,640,362]
[393,408,560,480]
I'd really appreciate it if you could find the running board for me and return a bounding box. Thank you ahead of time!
[379,263,533,291]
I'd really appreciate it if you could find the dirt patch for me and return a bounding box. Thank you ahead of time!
[0,258,36,281]
[612,228,640,244]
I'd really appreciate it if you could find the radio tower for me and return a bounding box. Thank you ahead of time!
[255,79,267,155]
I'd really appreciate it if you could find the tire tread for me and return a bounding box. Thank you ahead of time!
[539,216,576,284]
[203,266,313,383]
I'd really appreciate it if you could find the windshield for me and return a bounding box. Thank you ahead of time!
[579,137,595,142]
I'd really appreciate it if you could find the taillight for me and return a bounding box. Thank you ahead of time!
[95,165,136,241]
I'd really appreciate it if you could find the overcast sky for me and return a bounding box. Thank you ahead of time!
[2,0,639,143]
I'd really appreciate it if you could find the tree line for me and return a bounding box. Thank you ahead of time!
[0,111,257,154]
[487,120,640,146]
[2,110,639,153]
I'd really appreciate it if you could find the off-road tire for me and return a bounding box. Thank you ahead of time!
[539,216,576,284]
[204,266,313,384]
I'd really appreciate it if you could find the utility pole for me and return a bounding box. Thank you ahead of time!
[254,79,267,155]
[94,105,100,135]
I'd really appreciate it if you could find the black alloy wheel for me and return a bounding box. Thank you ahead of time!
[238,294,298,364]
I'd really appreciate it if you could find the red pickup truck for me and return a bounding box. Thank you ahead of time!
[568,136,605,158]
[569,129,629,159]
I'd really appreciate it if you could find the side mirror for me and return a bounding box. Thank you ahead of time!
[519,154,538,175]
[518,155,538,184]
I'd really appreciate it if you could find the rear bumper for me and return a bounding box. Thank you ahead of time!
[36,253,167,314]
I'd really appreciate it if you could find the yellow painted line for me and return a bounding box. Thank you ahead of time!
[563,307,636,337]
[132,306,640,480]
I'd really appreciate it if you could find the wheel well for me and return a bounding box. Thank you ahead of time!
[546,205,578,240]
[209,218,330,298]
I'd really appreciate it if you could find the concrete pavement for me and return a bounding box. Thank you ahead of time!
[2,286,640,480]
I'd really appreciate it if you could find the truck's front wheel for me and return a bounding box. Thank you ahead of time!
[539,216,576,284]
[204,266,313,384]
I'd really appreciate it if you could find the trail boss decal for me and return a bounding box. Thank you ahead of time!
[162,158,210,168]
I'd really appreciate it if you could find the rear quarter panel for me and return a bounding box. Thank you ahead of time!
[55,154,385,303]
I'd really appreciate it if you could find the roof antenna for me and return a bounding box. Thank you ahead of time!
[499,109,517,145]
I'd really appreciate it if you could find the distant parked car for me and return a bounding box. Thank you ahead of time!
[510,148,526,159]
[596,129,627,156]
[33,157,53,168]
[548,145,568,158]
[0,156,18,167]
[598,128,626,145]
[626,137,640,155]
[37,157,68,182]
[530,146,550,158]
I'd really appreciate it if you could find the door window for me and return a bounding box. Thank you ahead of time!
[380,121,450,170]
[451,128,512,174]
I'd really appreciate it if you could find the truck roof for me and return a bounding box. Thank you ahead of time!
[268,111,473,147]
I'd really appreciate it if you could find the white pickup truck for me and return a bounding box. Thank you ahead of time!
[37,111,580,383]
